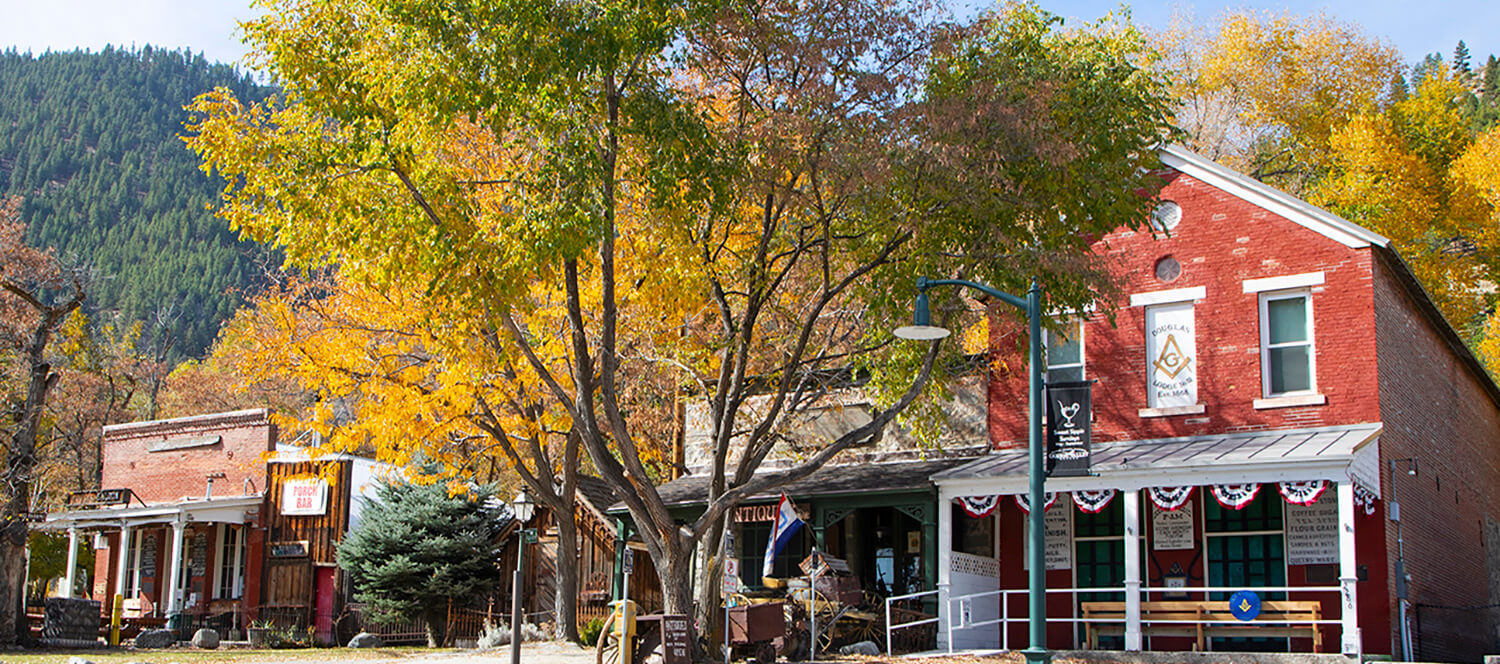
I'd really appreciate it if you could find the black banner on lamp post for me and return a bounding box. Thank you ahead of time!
[1046,380,1093,477]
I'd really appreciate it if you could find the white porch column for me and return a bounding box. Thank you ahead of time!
[937,486,953,652]
[165,518,188,615]
[1123,489,1142,651]
[113,523,131,600]
[62,527,79,599]
[1338,481,1360,656]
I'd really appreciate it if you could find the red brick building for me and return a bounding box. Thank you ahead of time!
[930,147,1500,661]
[45,409,389,643]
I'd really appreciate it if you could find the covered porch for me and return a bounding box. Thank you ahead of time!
[923,423,1382,656]
[43,494,263,638]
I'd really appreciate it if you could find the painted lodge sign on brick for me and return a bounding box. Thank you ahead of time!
[1146,303,1197,408]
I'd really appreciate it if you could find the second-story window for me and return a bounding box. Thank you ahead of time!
[1260,292,1315,396]
[1045,320,1084,383]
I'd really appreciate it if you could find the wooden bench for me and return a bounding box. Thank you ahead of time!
[1081,600,1323,652]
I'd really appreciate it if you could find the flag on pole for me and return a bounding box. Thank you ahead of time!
[763,493,804,578]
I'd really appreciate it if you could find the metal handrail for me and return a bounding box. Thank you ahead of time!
[882,589,940,657]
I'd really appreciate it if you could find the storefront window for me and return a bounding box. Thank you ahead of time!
[951,504,994,558]
[215,524,246,599]
[739,521,808,589]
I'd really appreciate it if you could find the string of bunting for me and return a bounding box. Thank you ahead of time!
[1072,489,1117,514]
[1277,480,1329,506]
[1147,486,1193,511]
[957,495,1001,519]
[1353,485,1379,516]
[1210,483,1260,510]
[1014,492,1058,514]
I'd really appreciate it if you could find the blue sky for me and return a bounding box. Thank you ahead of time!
[0,1,1494,71]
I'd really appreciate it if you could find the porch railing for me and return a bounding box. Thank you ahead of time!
[883,589,939,657]
[937,584,1343,653]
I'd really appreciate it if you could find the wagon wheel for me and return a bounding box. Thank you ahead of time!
[595,612,622,664]
[853,613,885,649]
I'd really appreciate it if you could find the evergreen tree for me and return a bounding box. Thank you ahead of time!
[335,481,504,647]
[0,47,277,359]
[1454,40,1473,80]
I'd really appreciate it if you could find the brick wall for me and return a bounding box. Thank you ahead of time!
[988,170,1382,445]
[100,408,276,504]
[1373,253,1500,662]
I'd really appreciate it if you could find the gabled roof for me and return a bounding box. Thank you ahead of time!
[1160,145,1390,249]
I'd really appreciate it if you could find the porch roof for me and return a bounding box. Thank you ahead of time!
[40,494,264,531]
[610,457,978,513]
[932,422,1382,495]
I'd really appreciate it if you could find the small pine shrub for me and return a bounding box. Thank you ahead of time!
[578,617,606,646]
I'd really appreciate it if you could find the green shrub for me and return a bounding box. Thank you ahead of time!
[578,617,606,646]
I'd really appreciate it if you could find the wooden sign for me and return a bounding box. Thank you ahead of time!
[660,615,691,664]
[269,540,309,558]
[66,488,133,509]
[280,479,329,516]
[735,504,776,522]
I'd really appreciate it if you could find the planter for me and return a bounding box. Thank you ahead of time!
[247,627,271,648]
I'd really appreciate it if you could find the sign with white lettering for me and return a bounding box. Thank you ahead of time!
[281,478,329,516]
[1146,303,1197,408]
[1287,492,1339,565]
[661,615,691,664]
[1046,381,1093,476]
[1024,506,1072,571]
[1152,502,1196,550]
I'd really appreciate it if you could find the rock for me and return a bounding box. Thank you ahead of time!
[68,656,96,664]
[191,628,220,649]
[347,632,384,648]
[134,629,177,649]
[838,640,881,656]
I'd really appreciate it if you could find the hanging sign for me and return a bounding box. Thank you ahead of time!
[1211,484,1260,510]
[1287,492,1339,565]
[1014,492,1058,514]
[1152,502,1195,550]
[1148,486,1193,511]
[281,478,329,516]
[1229,590,1262,621]
[957,495,1001,519]
[1072,489,1116,514]
[1278,480,1329,506]
[1145,303,1197,408]
[1046,381,1093,477]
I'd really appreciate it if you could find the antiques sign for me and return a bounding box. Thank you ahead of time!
[1146,303,1197,408]
[281,478,329,516]
[1046,381,1093,477]
[1287,493,1339,565]
[1152,502,1195,550]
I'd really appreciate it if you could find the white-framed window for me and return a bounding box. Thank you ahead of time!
[1044,319,1085,383]
[212,524,246,599]
[1259,291,1316,397]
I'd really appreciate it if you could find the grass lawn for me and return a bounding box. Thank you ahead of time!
[1,646,445,663]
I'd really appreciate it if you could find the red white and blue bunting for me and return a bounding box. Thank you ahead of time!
[1014,492,1059,514]
[1353,485,1379,516]
[1277,480,1329,506]
[1148,486,1193,511]
[956,495,1001,519]
[1210,484,1260,510]
[1072,489,1117,514]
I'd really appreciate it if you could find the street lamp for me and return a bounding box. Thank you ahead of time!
[895,276,1049,664]
[510,489,537,664]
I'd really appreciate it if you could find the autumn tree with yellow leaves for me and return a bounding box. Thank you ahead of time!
[186,0,1177,643]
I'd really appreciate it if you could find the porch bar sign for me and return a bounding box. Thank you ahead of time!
[281,478,329,516]
[1045,381,1092,477]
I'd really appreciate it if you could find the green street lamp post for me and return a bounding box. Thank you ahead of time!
[895,276,1050,664]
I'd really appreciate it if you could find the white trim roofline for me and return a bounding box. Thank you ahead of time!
[1160,146,1391,250]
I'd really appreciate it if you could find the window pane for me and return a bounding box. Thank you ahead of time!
[1267,297,1307,345]
[1048,366,1084,383]
[1047,323,1082,366]
[1270,346,1311,393]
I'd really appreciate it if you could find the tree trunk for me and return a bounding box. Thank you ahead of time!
[553,512,580,642]
[424,605,448,648]
[691,516,726,639]
[0,336,63,646]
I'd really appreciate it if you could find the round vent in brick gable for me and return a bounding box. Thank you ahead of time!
[1155,255,1181,283]
[1150,200,1181,232]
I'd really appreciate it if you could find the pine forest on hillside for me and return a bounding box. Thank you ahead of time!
[0,46,275,359]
